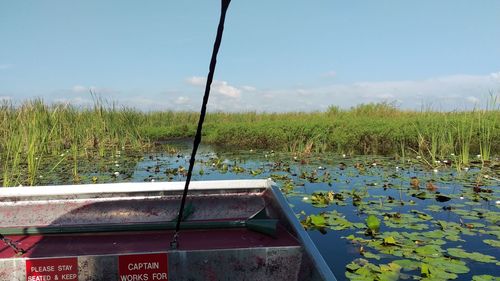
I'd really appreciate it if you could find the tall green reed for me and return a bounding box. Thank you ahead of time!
[0,97,145,186]
[456,111,474,167]
[477,94,498,163]
[1,98,499,186]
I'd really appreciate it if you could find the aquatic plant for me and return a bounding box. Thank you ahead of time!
[456,111,474,167]
[365,214,381,236]
[477,94,498,163]
[1,98,499,186]
[0,98,145,186]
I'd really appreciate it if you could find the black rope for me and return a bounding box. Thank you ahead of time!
[170,0,232,249]
[0,233,25,255]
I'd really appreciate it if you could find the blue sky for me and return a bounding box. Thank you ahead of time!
[1,0,499,111]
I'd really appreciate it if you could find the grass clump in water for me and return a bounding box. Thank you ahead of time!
[0,98,146,186]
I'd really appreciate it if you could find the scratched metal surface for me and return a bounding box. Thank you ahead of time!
[0,247,323,281]
[0,181,335,280]
[0,192,265,227]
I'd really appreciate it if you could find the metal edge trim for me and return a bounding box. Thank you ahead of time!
[0,179,269,198]
[269,185,337,281]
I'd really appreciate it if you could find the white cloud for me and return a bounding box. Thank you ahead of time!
[186,76,242,98]
[47,85,125,109]
[365,93,396,100]
[296,89,310,96]
[186,76,206,86]
[213,81,241,98]
[490,72,500,81]
[53,97,93,106]
[242,85,256,91]
[174,96,190,105]
[71,85,88,93]
[200,72,500,112]
[122,97,170,110]
[69,85,118,96]
[466,96,480,104]
[322,71,337,78]
[48,86,197,111]
[12,72,500,112]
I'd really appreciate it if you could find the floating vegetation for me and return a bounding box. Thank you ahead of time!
[0,138,498,280]
[472,275,500,281]
[447,248,498,264]
[365,215,381,236]
[308,191,344,207]
[128,147,498,280]
[182,149,498,281]
[346,258,402,281]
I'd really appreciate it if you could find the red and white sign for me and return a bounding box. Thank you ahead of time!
[26,257,78,281]
[119,253,168,281]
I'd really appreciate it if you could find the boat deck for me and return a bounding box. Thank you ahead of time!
[1,225,299,259]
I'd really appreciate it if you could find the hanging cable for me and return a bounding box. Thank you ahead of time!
[170,0,232,249]
[0,233,25,255]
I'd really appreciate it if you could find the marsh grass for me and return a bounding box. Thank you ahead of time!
[0,99,498,186]
[456,111,474,167]
[477,94,498,164]
[0,98,145,186]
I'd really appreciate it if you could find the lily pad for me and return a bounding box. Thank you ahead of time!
[410,210,433,220]
[421,262,459,280]
[415,244,443,258]
[326,210,356,230]
[422,257,470,274]
[362,251,381,260]
[425,205,442,212]
[310,191,336,207]
[345,259,401,281]
[472,275,500,281]
[447,248,498,263]
[483,239,500,248]
[383,236,397,245]
[412,191,429,200]
[420,263,430,278]
[309,214,326,227]
[392,259,420,271]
